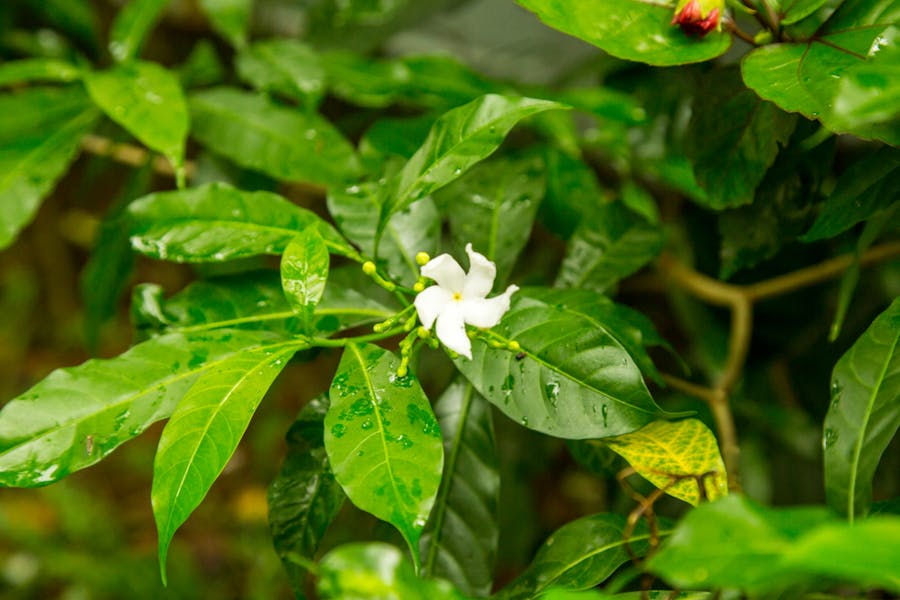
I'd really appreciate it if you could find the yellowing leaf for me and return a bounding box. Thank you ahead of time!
[606,418,727,505]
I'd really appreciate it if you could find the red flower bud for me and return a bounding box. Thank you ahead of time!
[672,0,721,37]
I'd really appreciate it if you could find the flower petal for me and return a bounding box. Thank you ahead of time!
[462,243,497,299]
[421,253,466,292]
[435,302,472,359]
[462,285,519,328]
[414,285,453,330]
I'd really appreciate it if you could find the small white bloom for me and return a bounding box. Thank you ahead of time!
[414,244,519,359]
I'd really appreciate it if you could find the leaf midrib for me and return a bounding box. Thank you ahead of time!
[135,218,345,254]
[0,337,299,464]
[487,309,657,415]
[847,331,899,521]
[159,342,300,539]
[532,528,672,596]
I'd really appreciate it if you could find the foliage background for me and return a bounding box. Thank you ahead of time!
[0,0,898,598]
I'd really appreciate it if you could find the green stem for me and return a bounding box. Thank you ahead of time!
[308,327,405,348]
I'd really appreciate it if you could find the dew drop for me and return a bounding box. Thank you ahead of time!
[823,428,838,449]
[330,424,346,438]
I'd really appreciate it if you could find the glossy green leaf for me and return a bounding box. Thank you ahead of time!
[717,163,817,278]
[454,289,668,439]
[496,514,657,599]
[515,0,731,66]
[236,39,324,108]
[324,344,444,569]
[189,87,359,186]
[606,419,728,506]
[648,495,900,594]
[434,155,544,284]
[523,288,671,386]
[328,182,440,285]
[802,147,900,241]
[153,338,302,582]
[420,379,499,597]
[200,0,252,48]
[268,395,346,596]
[0,87,99,249]
[132,269,395,338]
[126,182,356,262]
[281,228,329,332]
[84,61,189,175]
[318,543,468,600]
[0,58,81,87]
[741,0,900,145]
[687,68,796,209]
[0,329,287,487]
[382,94,567,226]
[108,0,169,62]
[541,148,602,239]
[831,26,900,131]
[824,298,900,519]
[779,0,829,25]
[320,51,409,108]
[556,202,665,293]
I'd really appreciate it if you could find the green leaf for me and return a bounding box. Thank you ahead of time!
[318,543,468,600]
[606,419,728,506]
[178,40,226,89]
[515,0,731,66]
[648,495,900,594]
[324,344,444,569]
[434,155,544,284]
[84,61,189,175]
[556,202,665,293]
[802,147,900,241]
[328,182,440,285]
[0,329,287,487]
[126,182,356,262]
[824,298,900,519]
[522,288,671,386]
[717,163,817,278]
[153,338,302,582]
[199,0,252,48]
[281,228,330,332]
[779,0,829,25]
[454,289,668,439]
[132,269,395,338]
[0,87,99,249]
[420,379,499,597]
[382,94,567,227]
[0,58,81,87]
[687,68,797,209]
[496,514,657,599]
[741,0,900,145]
[189,87,359,186]
[359,115,435,167]
[236,39,325,108]
[831,26,900,131]
[268,395,346,596]
[783,516,900,592]
[541,148,602,239]
[108,0,169,62]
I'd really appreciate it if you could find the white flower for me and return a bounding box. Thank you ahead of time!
[414,244,519,359]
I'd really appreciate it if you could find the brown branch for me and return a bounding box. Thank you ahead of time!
[80,134,195,179]
[658,241,900,492]
[79,134,329,198]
